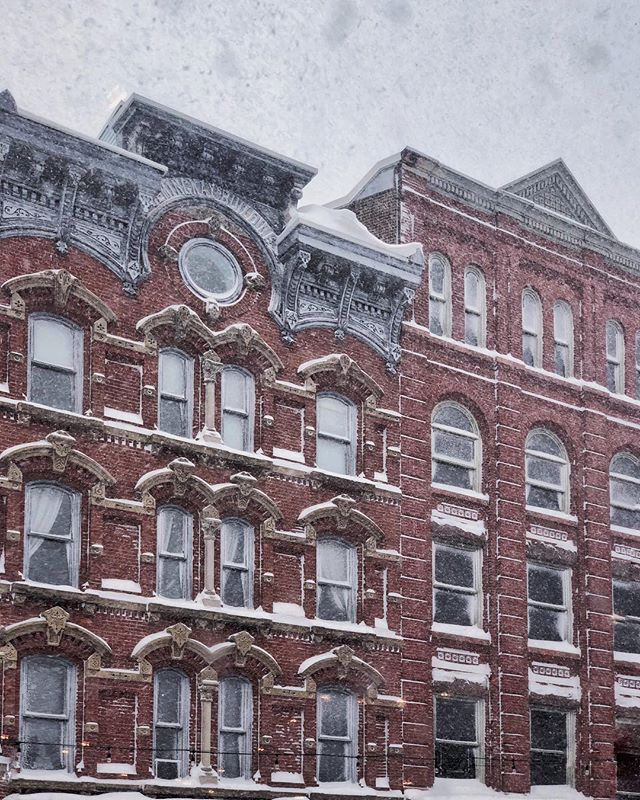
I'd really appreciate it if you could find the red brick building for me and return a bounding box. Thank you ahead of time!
[0,89,638,800]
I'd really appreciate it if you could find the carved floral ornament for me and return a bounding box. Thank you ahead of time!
[131,625,282,679]
[0,606,112,664]
[1,268,117,325]
[0,430,116,488]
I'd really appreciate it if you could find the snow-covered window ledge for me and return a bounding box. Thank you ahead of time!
[431,482,490,504]
[614,650,640,665]
[528,639,581,656]
[525,505,578,525]
[432,621,490,642]
[611,523,640,538]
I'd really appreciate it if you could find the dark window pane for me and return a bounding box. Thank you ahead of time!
[159,398,188,436]
[22,718,64,770]
[436,698,476,742]
[531,751,566,785]
[435,548,474,587]
[614,621,640,653]
[529,606,563,641]
[527,484,561,511]
[435,742,476,779]
[30,365,75,411]
[433,461,472,489]
[220,731,242,778]
[156,760,179,780]
[614,583,640,617]
[435,588,473,626]
[528,566,564,605]
[531,709,567,750]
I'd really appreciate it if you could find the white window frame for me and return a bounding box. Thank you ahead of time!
[610,453,640,532]
[24,481,81,588]
[20,655,76,772]
[464,266,486,347]
[218,675,253,780]
[153,668,190,779]
[316,538,358,623]
[431,402,481,492]
[158,348,194,437]
[28,313,83,413]
[525,429,570,514]
[527,562,572,644]
[433,543,482,627]
[316,392,357,476]
[553,301,574,378]
[530,707,575,786]
[316,685,357,784]
[522,289,543,368]
[429,253,452,337]
[220,518,254,609]
[606,319,625,394]
[613,579,640,655]
[434,696,484,780]
[156,505,193,600]
[635,332,640,400]
[221,366,255,452]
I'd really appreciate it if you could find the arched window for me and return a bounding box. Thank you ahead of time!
[157,506,193,600]
[610,453,640,531]
[20,655,76,771]
[317,686,357,783]
[525,429,569,513]
[158,348,194,437]
[464,266,486,347]
[317,538,357,623]
[431,403,481,491]
[553,301,573,378]
[429,254,452,337]
[221,366,255,452]
[522,289,543,367]
[25,482,80,587]
[606,320,625,394]
[220,519,254,608]
[28,314,83,412]
[153,668,189,779]
[316,393,356,476]
[218,676,252,779]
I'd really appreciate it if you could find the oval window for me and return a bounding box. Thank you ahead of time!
[179,238,242,303]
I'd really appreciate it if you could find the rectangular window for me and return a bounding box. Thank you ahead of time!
[221,367,254,451]
[218,676,252,779]
[636,332,640,401]
[154,669,189,779]
[530,707,573,785]
[435,697,481,779]
[158,350,193,437]
[553,302,573,378]
[606,321,624,394]
[464,268,485,347]
[317,688,357,783]
[433,544,480,627]
[220,519,254,608]
[527,563,571,643]
[613,580,640,654]
[522,291,542,368]
[25,483,80,587]
[316,394,356,475]
[157,507,192,600]
[21,656,75,771]
[29,315,82,412]
[317,539,357,623]
[617,750,640,799]
[429,256,451,337]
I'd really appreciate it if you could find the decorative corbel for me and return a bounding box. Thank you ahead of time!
[229,471,257,511]
[168,457,196,496]
[52,269,76,310]
[334,644,354,678]
[333,494,356,529]
[229,630,255,668]
[0,643,17,669]
[85,652,102,676]
[41,606,70,645]
[47,430,76,473]
[166,622,192,659]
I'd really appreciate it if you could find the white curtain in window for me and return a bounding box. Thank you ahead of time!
[26,484,74,586]
[317,687,356,783]
[219,676,252,779]
[221,520,253,608]
[317,539,356,622]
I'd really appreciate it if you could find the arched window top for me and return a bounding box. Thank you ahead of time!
[611,452,640,479]
[464,266,486,347]
[432,401,478,435]
[429,253,452,337]
[526,429,567,460]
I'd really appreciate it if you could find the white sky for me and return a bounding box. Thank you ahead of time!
[2,0,640,246]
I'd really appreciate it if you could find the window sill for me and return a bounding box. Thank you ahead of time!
[614,650,640,665]
[432,621,490,641]
[431,483,490,504]
[528,639,580,657]
[611,524,640,538]
[525,506,578,525]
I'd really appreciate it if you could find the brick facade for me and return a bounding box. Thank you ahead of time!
[0,93,638,800]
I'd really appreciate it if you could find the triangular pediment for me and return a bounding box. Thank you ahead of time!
[501,159,613,237]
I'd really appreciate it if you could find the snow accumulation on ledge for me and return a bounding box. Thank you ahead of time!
[281,203,422,261]
[3,781,593,800]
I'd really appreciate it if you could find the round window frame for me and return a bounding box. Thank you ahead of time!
[178,238,244,304]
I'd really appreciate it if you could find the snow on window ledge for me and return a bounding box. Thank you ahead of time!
[525,505,578,524]
[405,778,590,799]
[431,483,490,504]
[432,621,490,641]
[611,523,640,538]
[614,650,640,665]
[528,639,581,656]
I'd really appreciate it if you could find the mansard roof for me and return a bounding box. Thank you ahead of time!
[500,158,613,237]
